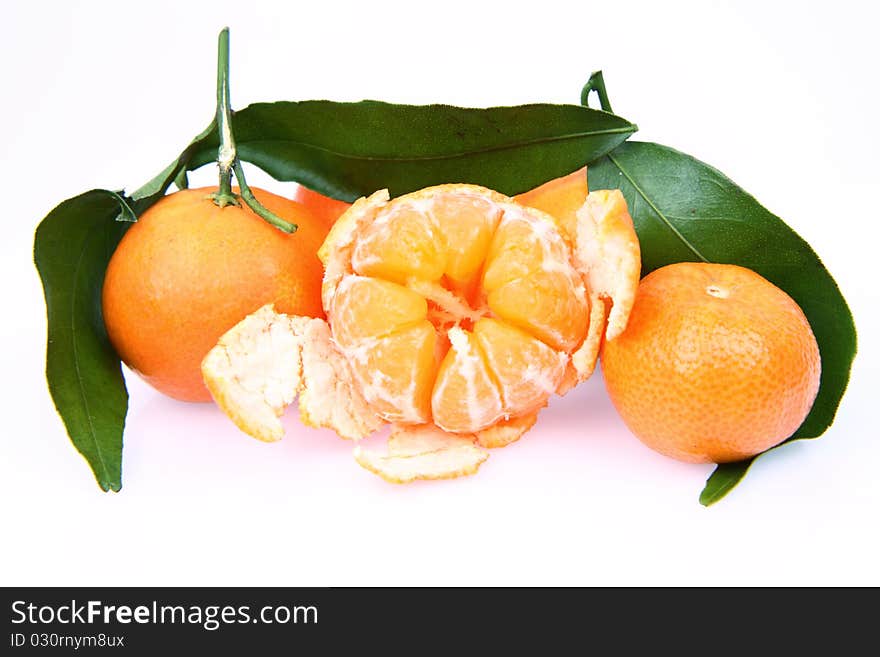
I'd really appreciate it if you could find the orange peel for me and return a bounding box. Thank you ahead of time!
[574,189,641,341]
[201,305,382,442]
[474,410,541,449]
[354,424,489,483]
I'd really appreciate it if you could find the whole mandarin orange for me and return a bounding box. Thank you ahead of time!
[102,187,327,402]
[601,262,821,463]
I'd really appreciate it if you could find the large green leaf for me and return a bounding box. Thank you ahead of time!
[588,141,857,505]
[34,191,132,491]
[188,101,637,201]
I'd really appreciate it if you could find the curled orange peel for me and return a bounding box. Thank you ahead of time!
[354,424,489,484]
[201,305,383,442]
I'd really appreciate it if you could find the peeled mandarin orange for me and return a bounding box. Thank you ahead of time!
[203,176,642,483]
[103,187,328,402]
[601,262,821,463]
[321,183,636,434]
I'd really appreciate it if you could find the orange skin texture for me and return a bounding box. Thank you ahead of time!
[601,262,821,463]
[290,184,351,229]
[514,167,587,238]
[102,187,327,402]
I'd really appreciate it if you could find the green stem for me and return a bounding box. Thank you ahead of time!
[211,28,238,207]
[580,70,613,113]
[233,161,297,233]
[208,28,294,232]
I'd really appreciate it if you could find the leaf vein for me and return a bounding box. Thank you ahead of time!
[608,152,709,263]
[69,223,110,485]
[664,214,749,224]
[239,126,636,163]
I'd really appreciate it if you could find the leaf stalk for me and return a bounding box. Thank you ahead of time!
[581,71,614,113]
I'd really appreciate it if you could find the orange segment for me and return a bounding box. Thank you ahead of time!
[435,194,502,290]
[351,201,447,284]
[331,275,427,345]
[432,327,504,433]
[473,318,567,414]
[487,272,588,352]
[479,206,588,351]
[475,410,541,448]
[482,209,565,292]
[346,321,438,424]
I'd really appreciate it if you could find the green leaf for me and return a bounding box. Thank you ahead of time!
[105,189,138,223]
[699,460,753,506]
[32,122,217,492]
[588,141,857,503]
[34,190,132,491]
[130,121,216,210]
[187,101,637,201]
[173,168,189,191]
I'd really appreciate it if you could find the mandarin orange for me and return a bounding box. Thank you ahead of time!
[601,262,821,463]
[102,187,327,402]
[320,183,634,435]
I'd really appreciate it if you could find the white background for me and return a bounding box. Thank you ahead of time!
[2,0,877,586]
